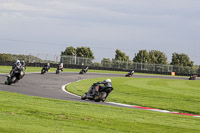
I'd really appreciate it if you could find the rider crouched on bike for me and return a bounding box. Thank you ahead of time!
[128,70,134,75]
[10,60,21,74]
[86,79,113,101]
[9,60,23,80]
[57,63,63,71]
[83,66,89,73]
[44,63,50,71]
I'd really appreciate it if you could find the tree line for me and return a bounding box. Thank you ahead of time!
[0,53,55,63]
[0,47,196,67]
[61,46,195,67]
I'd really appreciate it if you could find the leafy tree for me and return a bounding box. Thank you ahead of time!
[133,50,149,63]
[92,62,102,67]
[170,53,193,67]
[61,46,76,56]
[61,46,94,59]
[76,47,94,59]
[0,53,13,61]
[197,66,200,75]
[149,50,168,64]
[0,53,43,63]
[114,49,129,61]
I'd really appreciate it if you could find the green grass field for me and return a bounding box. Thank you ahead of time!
[67,77,200,115]
[1,65,200,132]
[0,91,200,133]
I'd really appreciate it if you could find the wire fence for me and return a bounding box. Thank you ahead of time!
[60,55,199,75]
[0,53,199,75]
[60,55,93,66]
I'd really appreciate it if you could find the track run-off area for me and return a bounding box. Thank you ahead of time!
[0,72,200,117]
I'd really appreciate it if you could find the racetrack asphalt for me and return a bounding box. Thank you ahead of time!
[0,72,198,109]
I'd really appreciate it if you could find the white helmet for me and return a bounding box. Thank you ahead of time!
[105,79,111,83]
[16,60,20,63]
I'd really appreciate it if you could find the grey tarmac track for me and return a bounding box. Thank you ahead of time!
[0,72,198,109]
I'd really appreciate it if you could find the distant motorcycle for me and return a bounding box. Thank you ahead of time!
[189,75,197,80]
[81,83,113,102]
[41,63,50,74]
[41,67,49,74]
[56,66,63,74]
[5,68,24,85]
[79,67,88,74]
[125,71,134,77]
[56,63,63,74]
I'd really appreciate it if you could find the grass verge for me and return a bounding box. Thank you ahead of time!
[0,91,200,133]
[67,77,200,115]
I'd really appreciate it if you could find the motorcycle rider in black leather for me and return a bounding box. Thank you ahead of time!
[57,63,63,71]
[10,60,21,75]
[44,63,50,71]
[86,79,113,100]
[9,60,22,82]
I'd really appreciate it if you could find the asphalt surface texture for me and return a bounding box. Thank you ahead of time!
[0,72,197,108]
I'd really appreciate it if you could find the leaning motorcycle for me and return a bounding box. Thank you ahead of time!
[81,83,113,102]
[5,69,23,85]
[41,67,49,74]
[56,67,62,74]
[189,75,197,80]
[79,67,88,74]
[79,69,85,74]
[125,71,134,77]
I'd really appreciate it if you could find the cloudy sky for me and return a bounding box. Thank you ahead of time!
[0,0,199,64]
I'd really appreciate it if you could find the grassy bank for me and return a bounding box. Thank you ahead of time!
[0,91,200,133]
[67,77,200,115]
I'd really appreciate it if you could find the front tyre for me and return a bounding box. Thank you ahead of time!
[81,93,87,100]
[56,69,59,74]
[41,69,45,74]
[7,76,16,85]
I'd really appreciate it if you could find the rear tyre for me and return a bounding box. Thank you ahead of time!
[94,92,107,102]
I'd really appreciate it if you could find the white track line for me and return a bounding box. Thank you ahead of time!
[62,83,80,98]
[106,102,134,107]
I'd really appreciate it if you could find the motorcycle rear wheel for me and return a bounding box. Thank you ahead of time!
[94,92,107,102]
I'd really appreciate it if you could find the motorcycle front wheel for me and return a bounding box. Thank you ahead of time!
[81,93,87,100]
[41,69,45,74]
[7,76,16,85]
[56,70,59,74]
